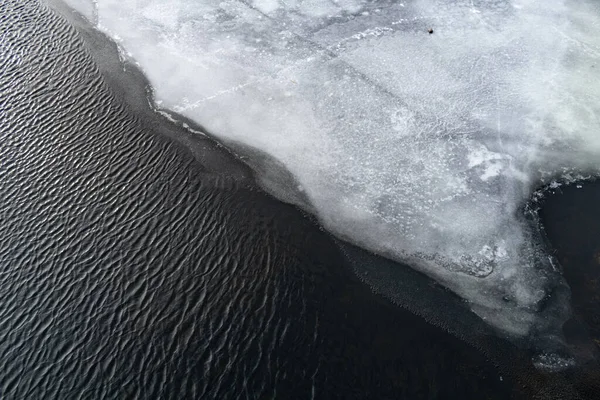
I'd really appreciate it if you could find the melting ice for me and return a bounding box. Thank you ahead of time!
[61,0,600,338]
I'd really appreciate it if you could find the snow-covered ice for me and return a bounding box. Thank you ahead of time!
[60,0,600,340]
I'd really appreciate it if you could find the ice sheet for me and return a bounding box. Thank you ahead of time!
[61,0,96,22]
[59,0,600,338]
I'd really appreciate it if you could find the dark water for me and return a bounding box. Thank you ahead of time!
[537,182,600,399]
[0,1,598,398]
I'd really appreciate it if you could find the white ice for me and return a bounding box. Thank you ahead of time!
[60,0,600,338]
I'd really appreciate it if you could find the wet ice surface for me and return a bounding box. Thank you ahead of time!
[60,0,600,338]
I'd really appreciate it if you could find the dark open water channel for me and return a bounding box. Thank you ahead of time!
[0,1,598,398]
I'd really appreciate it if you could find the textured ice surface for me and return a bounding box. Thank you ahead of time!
[60,0,600,336]
[62,0,95,21]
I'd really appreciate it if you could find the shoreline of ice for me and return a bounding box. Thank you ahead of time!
[55,0,600,347]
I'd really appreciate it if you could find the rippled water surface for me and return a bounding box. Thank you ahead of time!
[0,1,598,399]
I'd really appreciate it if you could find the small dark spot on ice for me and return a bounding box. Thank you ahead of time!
[428,28,434,34]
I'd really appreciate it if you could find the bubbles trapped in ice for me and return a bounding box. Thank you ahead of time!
[532,352,576,372]
[62,0,600,338]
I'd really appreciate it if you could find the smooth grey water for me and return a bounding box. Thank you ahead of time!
[0,0,598,399]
